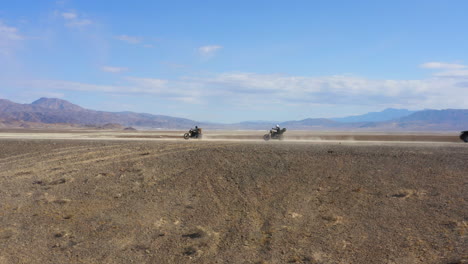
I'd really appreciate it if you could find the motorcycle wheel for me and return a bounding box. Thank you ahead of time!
[263,134,270,141]
[463,134,468,142]
[183,133,190,140]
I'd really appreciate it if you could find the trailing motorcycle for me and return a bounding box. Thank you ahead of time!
[263,128,286,141]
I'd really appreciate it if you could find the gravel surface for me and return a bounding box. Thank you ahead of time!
[0,139,466,263]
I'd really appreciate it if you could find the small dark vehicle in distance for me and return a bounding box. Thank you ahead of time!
[184,127,202,140]
[460,131,468,142]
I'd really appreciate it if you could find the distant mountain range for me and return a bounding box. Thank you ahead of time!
[0,98,198,129]
[1,98,467,131]
[331,108,417,123]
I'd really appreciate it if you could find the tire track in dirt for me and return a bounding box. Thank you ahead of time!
[15,141,191,168]
[0,143,134,179]
[58,144,237,176]
[0,140,243,169]
[1,143,230,181]
[0,143,128,166]
[197,150,267,260]
[1,154,131,178]
[0,143,128,162]
[203,174,226,216]
[82,142,245,170]
[0,146,88,165]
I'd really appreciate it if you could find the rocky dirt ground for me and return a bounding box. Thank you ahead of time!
[0,137,466,263]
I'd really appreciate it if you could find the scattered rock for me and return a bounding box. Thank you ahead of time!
[53,199,71,205]
[0,229,15,239]
[447,259,467,264]
[322,215,344,225]
[182,232,203,239]
[132,245,150,252]
[97,172,113,178]
[49,178,67,185]
[54,232,65,238]
[288,212,302,219]
[32,180,45,185]
[183,247,197,256]
[15,171,32,176]
[391,189,426,199]
[288,256,313,263]
[391,192,409,198]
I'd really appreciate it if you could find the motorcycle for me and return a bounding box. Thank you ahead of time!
[263,128,286,141]
[184,128,202,140]
[460,131,468,142]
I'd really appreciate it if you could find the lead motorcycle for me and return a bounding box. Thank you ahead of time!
[184,127,202,140]
[263,128,287,141]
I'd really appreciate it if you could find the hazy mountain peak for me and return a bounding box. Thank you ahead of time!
[0,98,22,112]
[31,98,84,111]
[0,98,15,104]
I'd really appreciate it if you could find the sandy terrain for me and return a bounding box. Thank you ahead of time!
[0,131,466,263]
[0,129,463,143]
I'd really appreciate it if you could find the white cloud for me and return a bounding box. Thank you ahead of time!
[61,12,77,20]
[0,22,23,40]
[421,61,468,78]
[162,62,189,69]
[56,11,93,28]
[115,35,141,44]
[13,77,200,103]
[434,70,468,78]
[8,65,468,109]
[198,45,222,57]
[420,62,466,70]
[183,72,468,109]
[101,66,129,73]
[56,0,68,6]
[126,77,168,89]
[187,73,395,97]
[66,19,92,28]
[21,79,122,92]
[124,77,200,99]
[0,21,24,55]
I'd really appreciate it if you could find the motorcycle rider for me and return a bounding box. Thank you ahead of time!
[184,125,202,140]
[272,124,281,135]
[192,126,199,135]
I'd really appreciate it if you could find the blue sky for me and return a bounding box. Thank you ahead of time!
[1,0,468,123]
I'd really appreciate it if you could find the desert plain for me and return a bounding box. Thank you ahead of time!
[0,130,466,264]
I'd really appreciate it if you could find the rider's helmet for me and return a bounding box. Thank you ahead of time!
[195,126,198,129]
[276,124,280,128]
